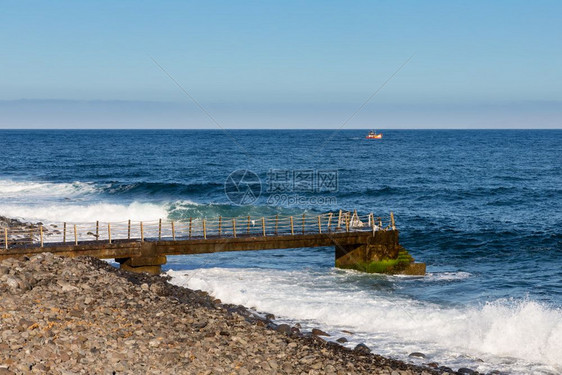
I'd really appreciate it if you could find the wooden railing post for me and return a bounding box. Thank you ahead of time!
[302,213,305,234]
[189,217,192,239]
[327,212,333,232]
[232,218,236,238]
[171,221,176,240]
[74,224,78,245]
[158,219,162,240]
[345,214,350,232]
[108,223,112,244]
[390,212,396,230]
[203,219,207,239]
[317,216,321,234]
[218,216,222,237]
[337,210,342,230]
[140,222,144,242]
[128,220,131,240]
[261,217,266,237]
[275,214,279,235]
[3,228,7,250]
[96,220,99,241]
[290,216,294,235]
[40,225,43,247]
[63,222,67,243]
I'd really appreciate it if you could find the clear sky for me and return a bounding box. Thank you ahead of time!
[1,1,561,128]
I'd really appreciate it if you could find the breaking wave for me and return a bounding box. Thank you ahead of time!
[168,267,562,374]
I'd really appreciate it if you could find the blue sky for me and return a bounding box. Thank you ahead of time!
[1,1,561,128]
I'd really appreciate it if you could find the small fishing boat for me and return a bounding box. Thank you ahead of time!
[366,130,382,139]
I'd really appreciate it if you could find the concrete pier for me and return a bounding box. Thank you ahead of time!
[0,211,426,276]
[335,230,426,275]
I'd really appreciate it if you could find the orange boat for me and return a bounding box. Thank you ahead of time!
[366,130,382,139]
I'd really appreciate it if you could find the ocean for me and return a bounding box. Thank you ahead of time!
[0,129,561,374]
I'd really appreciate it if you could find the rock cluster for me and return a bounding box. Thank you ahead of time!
[1,253,462,374]
[0,216,26,229]
[0,216,51,246]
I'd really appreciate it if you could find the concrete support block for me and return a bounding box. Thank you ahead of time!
[334,230,425,275]
[398,263,426,276]
[119,263,162,275]
[116,255,167,275]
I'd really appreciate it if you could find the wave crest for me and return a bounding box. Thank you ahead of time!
[0,201,167,222]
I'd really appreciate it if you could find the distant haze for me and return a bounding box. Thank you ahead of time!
[1,99,560,129]
[1,1,561,129]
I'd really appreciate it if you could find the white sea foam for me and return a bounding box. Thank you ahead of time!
[424,271,472,281]
[168,267,562,374]
[0,179,98,198]
[0,202,167,222]
[0,179,197,223]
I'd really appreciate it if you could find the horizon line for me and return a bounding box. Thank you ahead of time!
[0,128,560,131]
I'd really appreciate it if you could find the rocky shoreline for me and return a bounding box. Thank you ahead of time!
[1,254,480,374]
[0,216,44,232]
[0,216,52,246]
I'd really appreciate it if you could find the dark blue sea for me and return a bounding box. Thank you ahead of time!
[1,129,561,374]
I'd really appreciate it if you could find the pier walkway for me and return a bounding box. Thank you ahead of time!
[0,211,424,275]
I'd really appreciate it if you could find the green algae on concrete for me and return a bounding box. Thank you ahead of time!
[336,246,426,276]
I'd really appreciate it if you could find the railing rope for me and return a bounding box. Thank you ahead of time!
[1,211,392,248]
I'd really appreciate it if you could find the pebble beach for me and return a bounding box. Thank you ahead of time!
[0,253,457,375]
